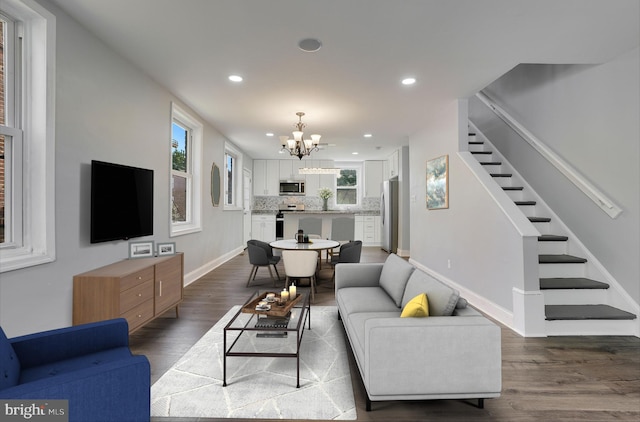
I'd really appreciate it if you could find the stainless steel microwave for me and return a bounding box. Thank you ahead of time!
[279,180,305,196]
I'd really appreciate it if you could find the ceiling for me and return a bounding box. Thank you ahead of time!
[51,0,639,161]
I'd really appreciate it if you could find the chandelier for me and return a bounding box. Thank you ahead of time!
[279,112,321,160]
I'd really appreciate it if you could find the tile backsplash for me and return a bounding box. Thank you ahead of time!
[253,196,380,212]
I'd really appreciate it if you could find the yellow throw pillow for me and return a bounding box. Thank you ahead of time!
[400,293,429,318]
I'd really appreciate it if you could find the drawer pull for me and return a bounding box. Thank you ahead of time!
[138,293,142,297]
[137,314,142,318]
[137,276,142,280]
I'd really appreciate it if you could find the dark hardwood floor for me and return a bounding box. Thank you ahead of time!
[130,247,640,422]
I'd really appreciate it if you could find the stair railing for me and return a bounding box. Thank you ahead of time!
[475,91,622,219]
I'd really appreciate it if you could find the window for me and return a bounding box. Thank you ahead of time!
[335,163,361,207]
[224,142,243,210]
[170,103,202,236]
[0,1,56,273]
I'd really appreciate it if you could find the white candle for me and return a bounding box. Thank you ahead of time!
[289,284,297,298]
[281,289,289,302]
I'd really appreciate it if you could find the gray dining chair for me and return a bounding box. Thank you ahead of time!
[246,239,281,287]
[329,240,362,282]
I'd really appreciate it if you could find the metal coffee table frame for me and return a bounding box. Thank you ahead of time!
[222,290,311,388]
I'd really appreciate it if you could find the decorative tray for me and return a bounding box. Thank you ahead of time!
[241,292,303,317]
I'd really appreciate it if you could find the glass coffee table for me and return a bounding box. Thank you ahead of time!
[222,290,311,388]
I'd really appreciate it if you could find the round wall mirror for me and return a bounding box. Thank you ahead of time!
[211,162,221,207]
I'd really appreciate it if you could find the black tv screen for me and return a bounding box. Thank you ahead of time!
[91,160,154,243]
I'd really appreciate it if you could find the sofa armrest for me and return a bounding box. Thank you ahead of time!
[10,319,130,368]
[335,263,384,290]
[0,355,150,421]
[363,316,501,396]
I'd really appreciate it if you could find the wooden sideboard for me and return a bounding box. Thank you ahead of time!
[73,253,184,333]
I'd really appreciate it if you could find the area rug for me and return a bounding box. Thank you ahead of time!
[151,305,356,420]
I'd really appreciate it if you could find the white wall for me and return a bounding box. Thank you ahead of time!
[409,100,529,319]
[470,48,640,304]
[0,2,246,336]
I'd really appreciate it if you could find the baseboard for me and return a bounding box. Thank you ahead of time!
[183,246,245,287]
[396,248,410,258]
[409,259,515,332]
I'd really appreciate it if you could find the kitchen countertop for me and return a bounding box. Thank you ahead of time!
[252,210,380,216]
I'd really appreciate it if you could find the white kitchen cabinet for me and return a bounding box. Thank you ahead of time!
[280,159,304,181]
[388,149,399,179]
[364,160,384,197]
[253,160,279,195]
[354,214,381,246]
[251,214,276,242]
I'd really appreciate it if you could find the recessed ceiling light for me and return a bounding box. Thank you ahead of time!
[364,133,373,138]
[401,77,416,85]
[298,38,322,52]
[352,152,359,155]
[266,133,274,137]
[228,75,243,82]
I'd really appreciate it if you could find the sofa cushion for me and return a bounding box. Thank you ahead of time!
[379,254,415,307]
[19,347,133,384]
[337,287,400,316]
[401,293,429,318]
[401,270,459,316]
[0,328,20,389]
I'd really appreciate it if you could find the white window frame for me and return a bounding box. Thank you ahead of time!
[223,142,243,211]
[170,102,202,237]
[334,161,362,209]
[0,0,56,273]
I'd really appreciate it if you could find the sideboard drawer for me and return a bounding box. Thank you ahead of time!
[120,267,154,292]
[121,299,154,331]
[120,279,154,314]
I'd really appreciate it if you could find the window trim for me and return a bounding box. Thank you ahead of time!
[0,0,56,273]
[170,102,202,237]
[334,161,362,209]
[223,142,243,211]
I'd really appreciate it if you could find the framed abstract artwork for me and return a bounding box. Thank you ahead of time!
[426,155,449,209]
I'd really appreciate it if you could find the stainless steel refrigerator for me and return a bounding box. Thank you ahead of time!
[380,179,398,253]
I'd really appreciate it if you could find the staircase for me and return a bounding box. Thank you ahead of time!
[468,129,637,336]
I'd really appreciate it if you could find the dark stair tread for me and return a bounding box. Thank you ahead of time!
[491,173,512,177]
[480,161,502,165]
[503,186,524,191]
[545,305,636,321]
[529,216,551,223]
[538,234,569,242]
[515,200,537,206]
[540,277,609,290]
[468,133,476,136]
[469,141,484,145]
[471,151,492,155]
[539,254,587,264]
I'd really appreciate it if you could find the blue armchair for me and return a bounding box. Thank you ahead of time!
[1,318,150,422]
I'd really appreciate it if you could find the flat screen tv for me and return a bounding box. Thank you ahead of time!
[91,160,154,243]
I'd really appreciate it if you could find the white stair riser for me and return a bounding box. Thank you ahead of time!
[546,319,637,336]
[504,189,524,201]
[539,263,586,278]
[538,241,568,255]
[494,177,514,188]
[543,289,608,305]
[468,144,485,153]
[516,204,537,214]
[530,221,551,232]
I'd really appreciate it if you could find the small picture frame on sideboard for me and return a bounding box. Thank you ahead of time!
[129,241,155,259]
[157,242,176,256]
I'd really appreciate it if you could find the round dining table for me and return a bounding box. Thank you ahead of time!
[269,239,340,271]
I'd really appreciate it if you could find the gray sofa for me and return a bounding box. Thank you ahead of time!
[335,254,502,410]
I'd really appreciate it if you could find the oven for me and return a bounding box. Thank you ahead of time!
[275,212,284,240]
